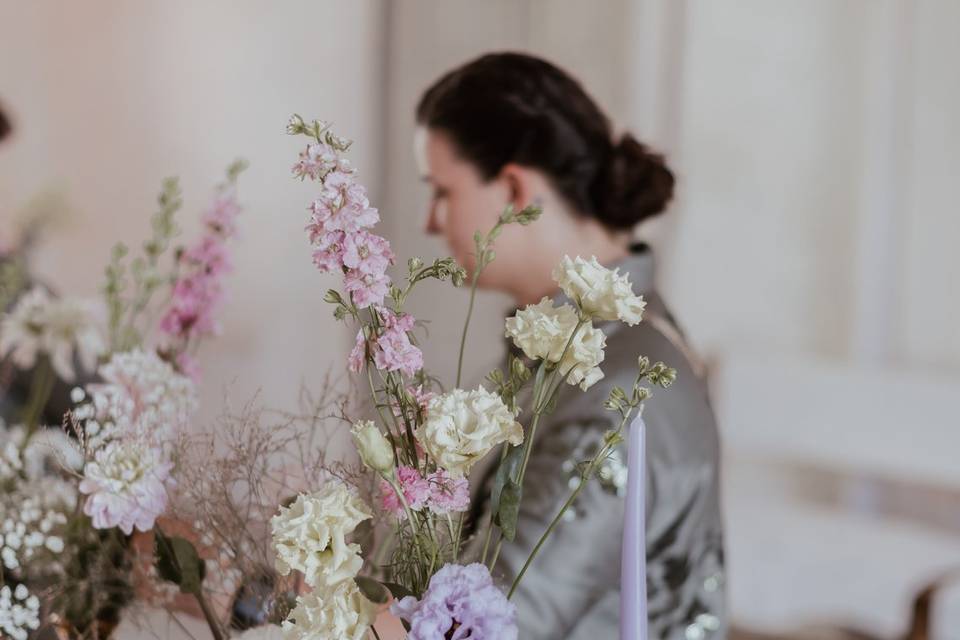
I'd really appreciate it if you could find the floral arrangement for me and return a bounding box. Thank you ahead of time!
[0,115,675,640]
[0,161,245,639]
[200,117,675,640]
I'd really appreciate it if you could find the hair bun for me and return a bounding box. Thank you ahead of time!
[0,104,11,142]
[591,133,675,230]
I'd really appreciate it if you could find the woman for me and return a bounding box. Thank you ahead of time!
[414,53,726,639]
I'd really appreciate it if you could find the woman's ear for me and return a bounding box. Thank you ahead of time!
[499,163,533,211]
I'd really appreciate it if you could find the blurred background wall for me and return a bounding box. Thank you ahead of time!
[2,0,958,637]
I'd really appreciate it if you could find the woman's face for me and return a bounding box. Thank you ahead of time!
[415,127,515,283]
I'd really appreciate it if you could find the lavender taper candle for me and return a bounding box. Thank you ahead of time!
[620,413,647,640]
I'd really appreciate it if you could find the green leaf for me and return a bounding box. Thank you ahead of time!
[154,530,206,596]
[490,444,524,518]
[354,576,391,604]
[382,581,416,602]
[495,479,521,541]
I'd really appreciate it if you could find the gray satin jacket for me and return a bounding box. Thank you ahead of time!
[466,247,727,639]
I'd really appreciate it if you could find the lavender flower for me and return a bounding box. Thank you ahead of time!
[391,563,517,640]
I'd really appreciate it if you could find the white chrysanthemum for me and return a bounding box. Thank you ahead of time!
[0,287,104,381]
[505,297,607,391]
[552,255,646,325]
[416,387,524,478]
[78,348,197,449]
[281,581,375,640]
[0,583,41,640]
[78,440,173,535]
[271,483,372,588]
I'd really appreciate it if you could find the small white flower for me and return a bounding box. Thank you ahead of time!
[270,483,372,588]
[416,386,524,477]
[0,582,40,640]
[552,255,646,325]
[281,580,375,640]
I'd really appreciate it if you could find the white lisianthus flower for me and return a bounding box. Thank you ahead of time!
[270,483,372,588]
[505,297,607,391]
[350,420,394,474]
[552,255,646,325]
[0,287,104,381]
[281,580,376,640]
[416,387,524,478]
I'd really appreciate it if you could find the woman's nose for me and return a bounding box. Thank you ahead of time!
[425,200,445,235]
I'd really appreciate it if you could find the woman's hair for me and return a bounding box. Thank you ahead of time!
[416,52,674,230]
[0,103,11,142]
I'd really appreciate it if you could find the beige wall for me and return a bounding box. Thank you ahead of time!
[0,0,385,422]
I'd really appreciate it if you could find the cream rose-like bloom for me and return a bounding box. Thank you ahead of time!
[350,420,394,474]
[505,297,607,391]
[281,580,376,640]
[552,255,646,325]
[416,387,524,478]
[270,482,372,588]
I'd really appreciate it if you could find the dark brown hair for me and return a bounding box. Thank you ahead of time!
[0,103,11,142]
[416,52,674,230]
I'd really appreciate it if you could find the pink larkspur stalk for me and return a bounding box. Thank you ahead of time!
[293,120,421,375]
[159,177,243,374]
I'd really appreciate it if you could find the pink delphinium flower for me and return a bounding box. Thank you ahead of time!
[348,329,367,373]
[292,142,340,181]
[380,466,432,518]
[204,189,242,236]
[341,230,394,275]
[159,184,242,348]
[306,171,379,237]
[372,310,422,375]
[79,440,174,535]
[344,270,390,309]
[426,469,470,515]
[391,384,435,418]
[311,230,347,273]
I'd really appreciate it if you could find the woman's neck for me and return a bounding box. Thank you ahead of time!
[509,223,630,307]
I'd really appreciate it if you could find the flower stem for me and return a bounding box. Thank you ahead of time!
[507,409,633,599]
[515,320,585,490]
[455,271,480,389]
[20,356,54,448]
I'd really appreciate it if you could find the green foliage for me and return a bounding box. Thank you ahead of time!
[154,529,206,596]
